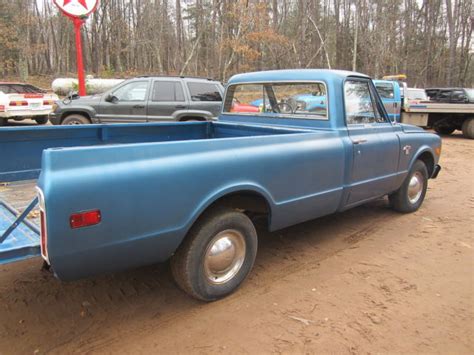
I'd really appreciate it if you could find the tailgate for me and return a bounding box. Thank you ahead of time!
[0,198,40,264]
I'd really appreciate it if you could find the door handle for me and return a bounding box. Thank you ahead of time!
[352,139,368,144]
[133,105,145,109]
[175,105,186,109]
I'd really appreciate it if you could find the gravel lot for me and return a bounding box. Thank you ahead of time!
[0,132,472,354]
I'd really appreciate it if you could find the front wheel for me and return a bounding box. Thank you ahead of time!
[389,160,428,213]
[61,114,90,125]
[171,207,258,301]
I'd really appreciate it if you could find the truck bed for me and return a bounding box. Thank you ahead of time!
[0,122,311,182]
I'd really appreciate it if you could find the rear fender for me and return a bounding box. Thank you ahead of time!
[180,183,275,238]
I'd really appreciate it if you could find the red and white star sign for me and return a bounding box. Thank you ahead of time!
[53,0,99,18]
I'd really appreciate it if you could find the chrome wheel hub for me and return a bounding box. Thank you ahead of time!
[203,229,246,284]
[408,172,424,204]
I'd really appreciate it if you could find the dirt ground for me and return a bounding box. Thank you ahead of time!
[0,132,472,354]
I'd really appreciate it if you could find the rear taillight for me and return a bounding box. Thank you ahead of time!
[36,187,49,262]
[70,210,101,229]
[9,101,28,106]
[43,100,54,105]
[0,105,4,112]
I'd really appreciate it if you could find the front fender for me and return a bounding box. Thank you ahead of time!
[60,106,97,122]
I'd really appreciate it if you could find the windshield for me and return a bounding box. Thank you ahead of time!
[406,89,428,101]
[0,84,45,94]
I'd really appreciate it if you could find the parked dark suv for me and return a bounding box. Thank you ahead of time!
[425,88,474,104]
[49,76,225,125]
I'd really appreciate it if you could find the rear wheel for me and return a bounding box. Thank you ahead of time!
[0,118,7,126]
[61,114,90,125]
[462,118,474,139]
[35,116,48,125]
[389,160,428,213]
[171,207,258,301]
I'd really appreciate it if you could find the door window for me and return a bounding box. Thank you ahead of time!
[112,81,148,101]
[344,80,384,124]
[187,83,222,101]
[375,82,394,99]
[152,81,185,101]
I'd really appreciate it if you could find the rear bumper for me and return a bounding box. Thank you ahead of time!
[0,109,52,118]
[431,164,441,179]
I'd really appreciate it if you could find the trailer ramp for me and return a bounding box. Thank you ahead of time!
[0,197,40,264]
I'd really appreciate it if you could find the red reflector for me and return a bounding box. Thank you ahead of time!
[70,210,101,229]
[0,105,4,111]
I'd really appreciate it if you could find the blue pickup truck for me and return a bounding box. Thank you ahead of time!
[0,69,441,301]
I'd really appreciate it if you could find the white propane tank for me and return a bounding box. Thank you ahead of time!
[52,77,125,95]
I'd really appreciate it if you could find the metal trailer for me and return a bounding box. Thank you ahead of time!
[374,78,474,138]
[402,102,474,138]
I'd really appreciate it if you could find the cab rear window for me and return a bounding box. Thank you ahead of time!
[223,82,328,120]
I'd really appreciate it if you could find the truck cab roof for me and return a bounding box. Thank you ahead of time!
[228,69,369,85]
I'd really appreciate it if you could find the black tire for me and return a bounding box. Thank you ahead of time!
[462,118,474,139]
[171,207,258,301]
[35,116,48,125]
[61,114,90,125]
[389,160,428,213]
[434,125,455,135]
[0,118,7,126]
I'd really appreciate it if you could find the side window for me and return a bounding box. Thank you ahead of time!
[375,83,394,99]
[152,81,185,102]
[344,80,384,125]
[113,81,148,101]
[187,83,222,101]
[451,90,466,102]
[438,90,451,100]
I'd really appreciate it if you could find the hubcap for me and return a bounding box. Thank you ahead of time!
[408,171,424,204]
[203,229,246,284]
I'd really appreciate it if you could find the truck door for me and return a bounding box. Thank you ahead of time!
[97,80,149,123]
[344,79,400,205]
[374,80,401,122]
[147,80,188,122]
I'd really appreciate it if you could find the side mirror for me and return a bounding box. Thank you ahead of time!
[105,94,117,103]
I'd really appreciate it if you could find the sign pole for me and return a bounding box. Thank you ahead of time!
[73,18,86,96]
[53,0,99,97]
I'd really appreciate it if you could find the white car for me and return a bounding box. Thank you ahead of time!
[0,83,59,126]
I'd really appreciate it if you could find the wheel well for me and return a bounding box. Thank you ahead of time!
[61,111,91,123]
[201,191,271,227]
[417,151,435,177]
[179,116,207,122]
